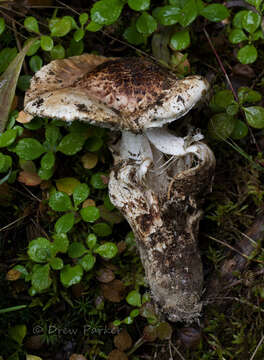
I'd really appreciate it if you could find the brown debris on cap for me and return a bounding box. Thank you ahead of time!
[24,56,209,132]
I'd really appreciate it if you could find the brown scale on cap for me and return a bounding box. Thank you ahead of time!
[73,58,175,119]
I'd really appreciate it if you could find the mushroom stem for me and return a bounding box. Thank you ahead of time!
[109,129,215,322]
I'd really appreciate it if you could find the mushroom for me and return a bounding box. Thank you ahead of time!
[23,54,215,322]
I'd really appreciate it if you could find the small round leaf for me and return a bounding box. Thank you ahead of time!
[80,206,100,222]
[68,242,87,258]
[79,253,96,271]
[231,120,248,140]
[244,106,264,128]
[237,45,257,64]
[136,12,157,35]
[28,237,53,263]
[200,4,229,22]
[93,242,118,259]
[228,29,247,44]
[55,213,75,234]
[128,0,150,11]
[60,264,83,287]
[170,30,190,51]
[242,10,261,34]
[92,222,112,237]
[49,191,72,212]
[24,16,40,33]
[91,0,124,25]
[126,290,142,307]
[51,44,65,60]
[15,138,45,160]
[29,55,43,72]
[40,35,54,51]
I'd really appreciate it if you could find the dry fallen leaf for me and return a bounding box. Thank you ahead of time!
[81,152,98,169]
[107,349,128,360]
[114,329,132,351]
[18,171,42,186]
[101,279,126,303]
[16,111,33,124]
[82,199,96,208]
[97,268,115,283]
[69,354,87,360]
[6,269,21,281]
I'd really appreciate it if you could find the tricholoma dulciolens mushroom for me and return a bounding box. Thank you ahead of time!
[22,54,215,322]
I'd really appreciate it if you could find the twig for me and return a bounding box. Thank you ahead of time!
[170,341,186,360]
[205,215,264,298]
[0,215,27,232]
[207,296,264,313]
[250,334,264,360]
[205,234,263,264]
[21,184,41,202]
[203,27,239,102]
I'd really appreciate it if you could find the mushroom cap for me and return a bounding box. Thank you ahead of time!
[24,54,209,132]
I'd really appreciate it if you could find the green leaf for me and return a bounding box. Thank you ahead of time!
[15,138,45,160]
[0,17,5,35]
[237,45,257,64]
[45,124,61,146]
[90,172,108,189]
[104,194,115,211]
[91,0,124,25]
[49,191,73,212]
[29,55,43,72]
[226,103,239,116]
[242,10,261,34]
[24,38,40,56]
[243,106,264,129]
[41,152,55,170]
[79,13,89,26]
[136,12,157,35]
[60,264,83,287]
[79,253,96,271]
[208,113,236,140]
[55,212,75,234]
[57,133,86,155]
[232,10,248,29]
[0,48,17,73]
[51,44,66,59]
[13,265,29,278]
[28,237,53,263]
[85,136,103,152]
[213,90,234,109]
[123,24,145,45]
[170,30,190,51]
[86,233,97,249]
[246,0,262,9]
[66,38,84,57]
[128,0,150,11]
[200,4,229,22]
[92,222,112,237]
[56,177,80,195]
[24,16,40,33]
[126,290,142,307]
[73,183,90,207]
[38,167,54,180]
[152,6,180,26]
[52,233,69,253]
[93,242,118,259]
[17,74,32,91]
[0,129,17,148]
[24,117,43,130]
[68,242,87,258]
[40,35,54,51]
[231,120,248,140]
[238,87,262,104]
[49,257,64,270]
[228,29,248,44]
[86,21,103,32]
[0,153,12,173]
[74,28,85,42]
[50,17,72,37]
[8,325,27,344]
[80,206,100,222]
[179,0,198,27]
[31,264,52,292]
